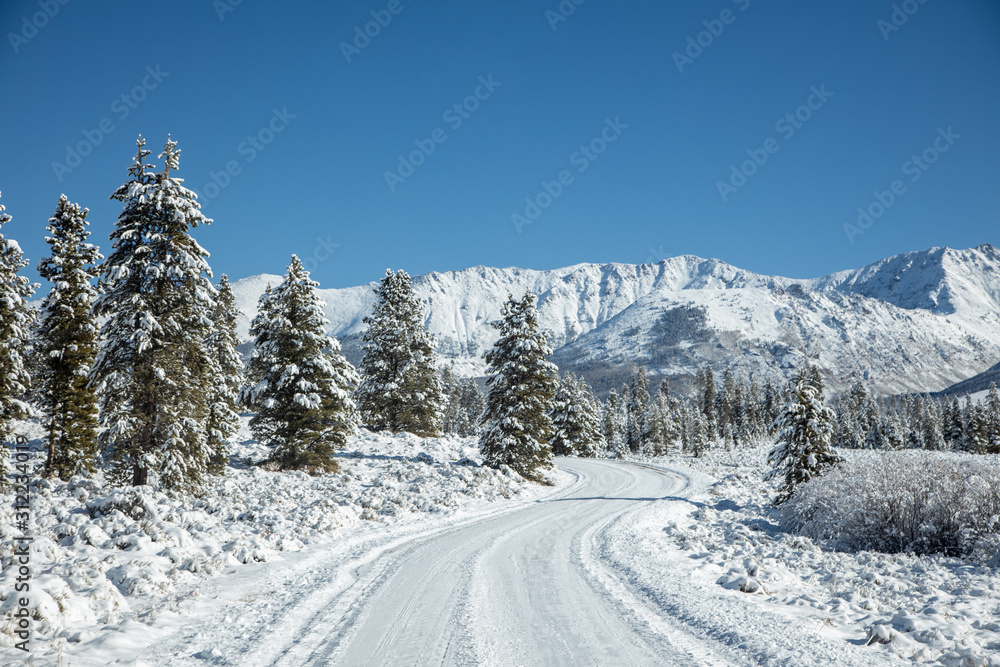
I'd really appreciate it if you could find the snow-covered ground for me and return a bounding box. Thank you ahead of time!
[5,426,999,666]
[0,419,558,665]
[631,445,1000,666]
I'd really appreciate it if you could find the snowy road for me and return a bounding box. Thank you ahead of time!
[262,458,713,666]
[109,458,727,666]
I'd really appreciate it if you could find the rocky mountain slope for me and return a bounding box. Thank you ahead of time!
[230,244,1000,397]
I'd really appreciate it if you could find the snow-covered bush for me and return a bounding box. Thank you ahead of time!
[780,452,1000,561]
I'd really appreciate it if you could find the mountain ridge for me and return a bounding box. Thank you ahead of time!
[230,244,1000,397]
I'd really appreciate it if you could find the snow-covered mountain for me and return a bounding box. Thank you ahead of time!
[230,244,1000,397]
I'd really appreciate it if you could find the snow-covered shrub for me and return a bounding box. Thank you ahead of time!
[780,452,1000,561]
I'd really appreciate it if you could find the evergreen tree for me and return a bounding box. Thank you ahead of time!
[549,373,604,457]
[549,374,578,457]
[479,292,558,478]
[574,376,605,458]
[701,365,717,439]
[204,275,242,474]
[602,390,627,458]
[766,367,842,504]
[356,269,444,435]
[986,383,1000,455]
[0,191,36,484]
[625,367,652,453]
[91,137,216,490]
[242,256,359,472]
[36,195,102,480]
[456,379,485,436]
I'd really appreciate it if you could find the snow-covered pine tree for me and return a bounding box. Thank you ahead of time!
[204,274,242,475]
[91,136,217,490]
[456,379,485,436]
[440,366,461,434]
[702,365,717,439]
[356,269,444,436]
[625,367,652,454]
[574,375,605,458]
[242,256,359,473]
[765,367,842,504]
[0,191,36,485]
[479,292,558,479]
[986,383,1000,455]
[602,389,627,458]
[36,195,102,480]
[550,374,579,457]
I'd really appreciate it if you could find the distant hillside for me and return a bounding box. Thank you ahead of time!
[932,361,1000,398]
[230,244,1000,398]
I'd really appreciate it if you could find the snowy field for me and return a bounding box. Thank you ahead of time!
[631,445,1000,667]
[4,424,1000,666]
[0,418,559,665]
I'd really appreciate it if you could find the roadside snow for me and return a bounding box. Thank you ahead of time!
[629,445,1000,666]
[0,419,556,664]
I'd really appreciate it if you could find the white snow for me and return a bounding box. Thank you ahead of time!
[228,244,1000,395]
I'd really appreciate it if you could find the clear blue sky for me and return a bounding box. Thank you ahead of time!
[1,0,998,289]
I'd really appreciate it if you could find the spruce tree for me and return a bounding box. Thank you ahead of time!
[479,292,558,478]
[766,367,842,504]
[625,367,652,454]
[356,269,444,435]
[36,195,102,480]
[204,275,242,474]
[550,374,579,457]
[242,256,359,473]
[91,136,216,490]
[986,383,1000,455]
[0,191,36,484]
[602,390,627,458]
[549,373,603,457]
[456,379,485,436]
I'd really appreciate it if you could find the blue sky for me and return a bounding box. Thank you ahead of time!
[1,0,998,289]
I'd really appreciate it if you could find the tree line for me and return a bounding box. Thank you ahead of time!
[1,135,997,492]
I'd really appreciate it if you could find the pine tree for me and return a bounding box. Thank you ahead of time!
[702,365,717,439]
[549,374,578,457]
[625,367,652,454]
[986,383,1000,455]
[602,390,627,458]
[242,257,358,472]
[91,136,216,490]
[574,376,605,458]
[456,379,485,436]
[766,367,842,504]
[0,191,36,485]
[36,195,102,480]
[356,269,444,435]
[479,292,558,478]
[549,373,604,457]
[204,275,242,475]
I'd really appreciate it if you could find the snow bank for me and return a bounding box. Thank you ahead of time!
[635,445,1000,666]
[0,421,541,660]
